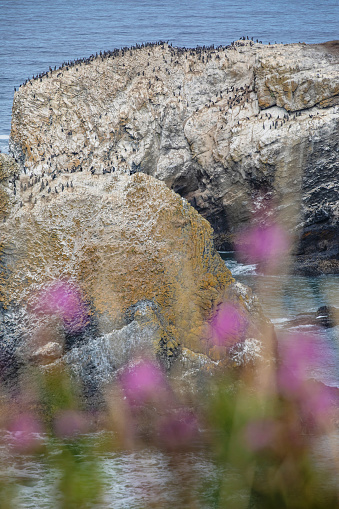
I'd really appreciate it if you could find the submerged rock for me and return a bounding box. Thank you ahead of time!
[9,40,339,273]
[287,305,339,329]
[0,171,270,393]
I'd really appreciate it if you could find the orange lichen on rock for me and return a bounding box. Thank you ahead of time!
[0,170,267,364]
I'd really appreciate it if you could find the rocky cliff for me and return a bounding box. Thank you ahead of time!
[9,40,339,274]
[0,161,269,392]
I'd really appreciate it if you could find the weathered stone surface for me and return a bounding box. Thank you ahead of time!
[29,341,63,365]
[0,154,19,220]
[9,40,339,273]
[0,171,270,388]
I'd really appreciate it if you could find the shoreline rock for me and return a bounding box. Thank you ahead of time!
[287,305,339,329]
[9,40,339,275]
[0,170,272,396]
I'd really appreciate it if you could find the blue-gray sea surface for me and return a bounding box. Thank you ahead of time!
[221,253,339,389]
[1,0,339,153]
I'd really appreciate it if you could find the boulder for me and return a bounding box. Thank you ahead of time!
[0,169,270,391]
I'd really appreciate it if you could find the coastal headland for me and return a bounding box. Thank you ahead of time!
[9,40,339,275]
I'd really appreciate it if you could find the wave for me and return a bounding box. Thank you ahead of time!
[0,135,9,140]
[271,317,290,324]
[223,259,257,276]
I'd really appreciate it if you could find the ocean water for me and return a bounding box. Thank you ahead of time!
[1,0,339,153]
[220,252,339,388]
[1,429,338,508]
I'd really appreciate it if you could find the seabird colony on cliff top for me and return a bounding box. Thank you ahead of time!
[16,37,269,90]
[11,37,317,208]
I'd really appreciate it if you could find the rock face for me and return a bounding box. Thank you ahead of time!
[10,40,339,274]
[0,168,269,391]
[0,154,19,220]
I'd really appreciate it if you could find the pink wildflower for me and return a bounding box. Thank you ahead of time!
[54,410,90,438]
[278,333,334,426]
[157,409,199,450]
[301,381,334,425]
[277,333,319,395]
[32,280,90,332]
[210,303,246,347]
[120,360,167,406]
[8,413,44,453]
[236,223,289,270]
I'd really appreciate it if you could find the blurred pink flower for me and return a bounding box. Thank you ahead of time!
[8,413,44,453]
[244,418,277,451]
[210,303,246,346]
[235,223,289,270]
[301,382,334,425]
[54,410,90,438]
[277,333,319,395]
[32,280,90,332]
[120,360,167,406]
[278,333,334,426]
[157,409,199,449]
